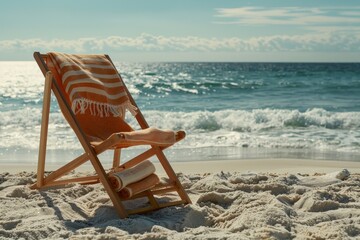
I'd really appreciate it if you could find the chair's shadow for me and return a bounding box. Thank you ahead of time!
[40,190,191,234]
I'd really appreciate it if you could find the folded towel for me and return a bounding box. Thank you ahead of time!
[47,52,137,118]
[108,160,156,191]
[118,174,160,199]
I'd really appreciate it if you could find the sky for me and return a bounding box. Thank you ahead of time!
[1,0,360,62]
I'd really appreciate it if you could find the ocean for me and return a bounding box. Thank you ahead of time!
[1,61,360,164]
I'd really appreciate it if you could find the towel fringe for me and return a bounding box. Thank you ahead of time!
[72,98,137,118]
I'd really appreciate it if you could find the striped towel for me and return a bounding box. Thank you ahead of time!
[47,52,137,118]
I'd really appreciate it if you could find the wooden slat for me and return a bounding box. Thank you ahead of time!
[150,186,178,196]
[113,149,121,169]
[39,175,100,188]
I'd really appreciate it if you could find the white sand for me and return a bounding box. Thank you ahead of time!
[0,159,360,239]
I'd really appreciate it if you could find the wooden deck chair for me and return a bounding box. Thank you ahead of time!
[31,52,191,218]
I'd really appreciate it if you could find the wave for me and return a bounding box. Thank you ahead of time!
[1,105,359,154]
[134,108,360,153]
[136,108,360,132]
[0,108,360,165]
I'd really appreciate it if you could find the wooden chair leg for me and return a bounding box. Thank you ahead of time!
[37,71,53,188]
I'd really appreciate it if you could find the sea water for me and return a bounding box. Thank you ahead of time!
[1,61,360,164]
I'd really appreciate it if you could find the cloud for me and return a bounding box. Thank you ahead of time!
[0,33,360,55]
[215,7,360,31]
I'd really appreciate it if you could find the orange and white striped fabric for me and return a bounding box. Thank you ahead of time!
[47,52,137,118]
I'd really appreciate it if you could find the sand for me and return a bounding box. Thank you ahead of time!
[0,159,360,239]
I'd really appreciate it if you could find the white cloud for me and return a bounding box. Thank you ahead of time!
[215,7,360,29]
[0,33,359,55]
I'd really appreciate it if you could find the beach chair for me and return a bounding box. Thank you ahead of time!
[30,52,191,218]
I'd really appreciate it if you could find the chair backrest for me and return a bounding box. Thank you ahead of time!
[45,52,136,140]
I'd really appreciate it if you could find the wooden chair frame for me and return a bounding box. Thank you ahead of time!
[30,52,191,218]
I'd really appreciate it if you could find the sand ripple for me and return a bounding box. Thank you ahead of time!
[0,170,359,239]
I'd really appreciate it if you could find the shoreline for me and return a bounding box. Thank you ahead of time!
[2,158,360,174]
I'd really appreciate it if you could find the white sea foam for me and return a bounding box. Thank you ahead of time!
[1,107,359,154]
